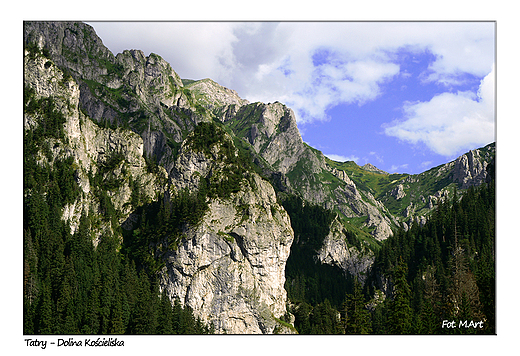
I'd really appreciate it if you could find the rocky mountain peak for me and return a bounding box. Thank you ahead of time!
[362,163,388,174]
[228,101,308,175]
[452,144,495,189]
[23,22,496,335]
[184,78,249,110]
[114,49,184,108]
[24,21,115,82]
[159,122,295,334]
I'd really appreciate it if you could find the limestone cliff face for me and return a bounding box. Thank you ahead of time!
[452,146,494,189]
[24,21,115,83]
[25,29,295,334]
[160,131,295,334]
[224,102,311,175]
[24,21,209,173]
[247,103,309,176]
[225,101,394,241]
[429,145,494,191]
[316,217,375,285]
[330,168,395,241]
[24,46,167,241]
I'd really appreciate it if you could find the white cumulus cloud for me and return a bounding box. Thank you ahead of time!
[390,163,409,173]
[89,21,495,130]
[324,153,360,163]
[383,65,495,157]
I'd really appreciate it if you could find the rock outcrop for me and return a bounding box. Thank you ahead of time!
[24,21,209,172]
[185,78,250,110]
[452,147,494,189]
[391,184,406,200]
[160,131,295,334]
[316,217,375,284]
[226,102,311,175]
[362,163,388,175]
[24,22,496,335]
[24,44,167,241]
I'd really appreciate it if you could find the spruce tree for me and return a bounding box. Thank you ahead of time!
[420,265,441,334]
[389,258,413,334]
[344,277,371,334]
[293,302,311,334]
[35,280,54,334]
[108,282,126,334]
[371,301,388,334]
[448,239,484,329]
[157,291,174,334]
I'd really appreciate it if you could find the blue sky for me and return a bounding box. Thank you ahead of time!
[89,21,495,174]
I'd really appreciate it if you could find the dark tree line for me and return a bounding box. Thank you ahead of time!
[23,177,213,334]
[24,87,495,334]
[282,195,356,334]
[23,158,213,334]
[366,179,495,334]
[24,99,213,335]
[281,177,494,334]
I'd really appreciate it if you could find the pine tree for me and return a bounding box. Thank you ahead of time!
[171,298,182,334]
[24,296,36,334]
[344,277,371,334]
[35,279,54,334]
[24,228,40,307]
[127,270,158,334]
[157,291,174,334]
[420,265,441,334]
[82,272,101,334]
[371,301,388,334]
[389,258,413,334]
[108,281,126,334]
[293,302,311,334]
[448,239,484,328]
[55,256,78,334]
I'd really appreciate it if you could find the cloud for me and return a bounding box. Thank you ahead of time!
[324,153,360,163]
[218,22,494,124]
[369,151,384,163]
[289,57,400,123]
[89,22,241,81]
[383,65,495,157]
[421,23,496,86]
[420,161,433,169]
[88,22,495,126]
[390,163,409,173]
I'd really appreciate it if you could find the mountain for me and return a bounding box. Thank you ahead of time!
[23,21,495,334]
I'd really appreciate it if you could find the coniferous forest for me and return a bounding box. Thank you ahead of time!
[23,192,214,334]
[22,23,496,335]
[23,115,495,334]
[367,183,495,334]
[281,173,495,334]
[23,97,214,334]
